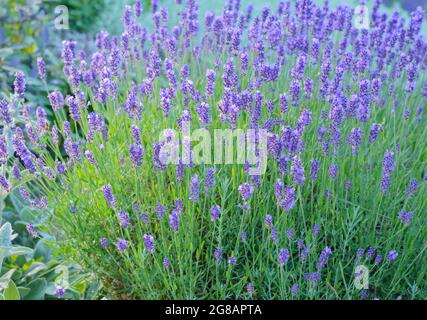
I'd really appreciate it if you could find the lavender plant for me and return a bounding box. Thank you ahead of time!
[0,0,426,299]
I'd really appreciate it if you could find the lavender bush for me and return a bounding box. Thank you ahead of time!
[0,0,426,299]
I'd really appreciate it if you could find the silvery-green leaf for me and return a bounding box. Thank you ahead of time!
[3,280,20,300]
[0,222,13,246]
[0,269,16,289]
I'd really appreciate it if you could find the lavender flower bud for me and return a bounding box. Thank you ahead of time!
[278,248,290,266]
[398,210,414,225]
[348,128,363,154]
[129,143,144,167]
[278,186,296,212]
[387,250,398,263]
[48,91,64,112]
[100,238,109,249]
[143,234,155,254]
[204,167,215,192]
[14,71,26,99]
[291,156,305,186]
[206,69,215,96]
[310,159,319,180]
[317,247,332,270]
[163,257,170,269]
[407,179,418,197]
[117,210,130,228]
[0,175,11,192]
[156,202,167,219]
[328,163,338,180]
[189,175,200,202]
[265,214,273,229]
[37,57,46,81]
[116,239,129,252]
[238,182,253,201]
[291,284,299,296]
[210,205,221,222]
[214,247,222,263]
[101,184,117,209]
[169,210,180,231]
[26,223,38,238]
[228,256,237,266]
[382,150,395,175]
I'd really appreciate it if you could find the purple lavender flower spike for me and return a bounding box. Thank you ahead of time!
[37,57,46,81]
[206,69,215,96]
[210,205,221,222]
[291,156,305,186]
[117,210,130,228]
[134,0,142,17]
[196,102,211,126]
[310,159,319,181]
[366,247,376,260]
[163,257,170,269]
[228,255,237,266]
[278,248,290,266]
[369,124,382,144]
[214,247,222,263]
[14,71,26,99]
[0,175,10,193]
[247,283,254,296]
[382,151,395,175]
[0,99,12,125]
[238,182,253,201]
[398,210,414,225]
[169,210,180,231]
[348,128,362,154]
[407,179,418,197]
[278,186,296,212]
[66,95,81,122]
[286,228,294,240]
[304,272,320,285]
[116,239,128,252]
[49,91,64,112]
[189,175,200,202]
[156,202,167,219]
[101,184,117,209]
[143,234,155,254]
[55,287,65,299]
[26,224,38,238]
[312,224,321,237]
[100,238,109,249]
[317,247,332,270]
[265,214,273,229]
[274,179,284,199]
[355,247,365,263]
[291,284,299,296]
[129,143,144,167]
[204,167,215,192]
[387,250,398,263]
[328,163,338,180]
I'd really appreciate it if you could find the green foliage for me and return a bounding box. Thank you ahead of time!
[0,0,46,90]
[17,46,426,300]
[0,221,101,300]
